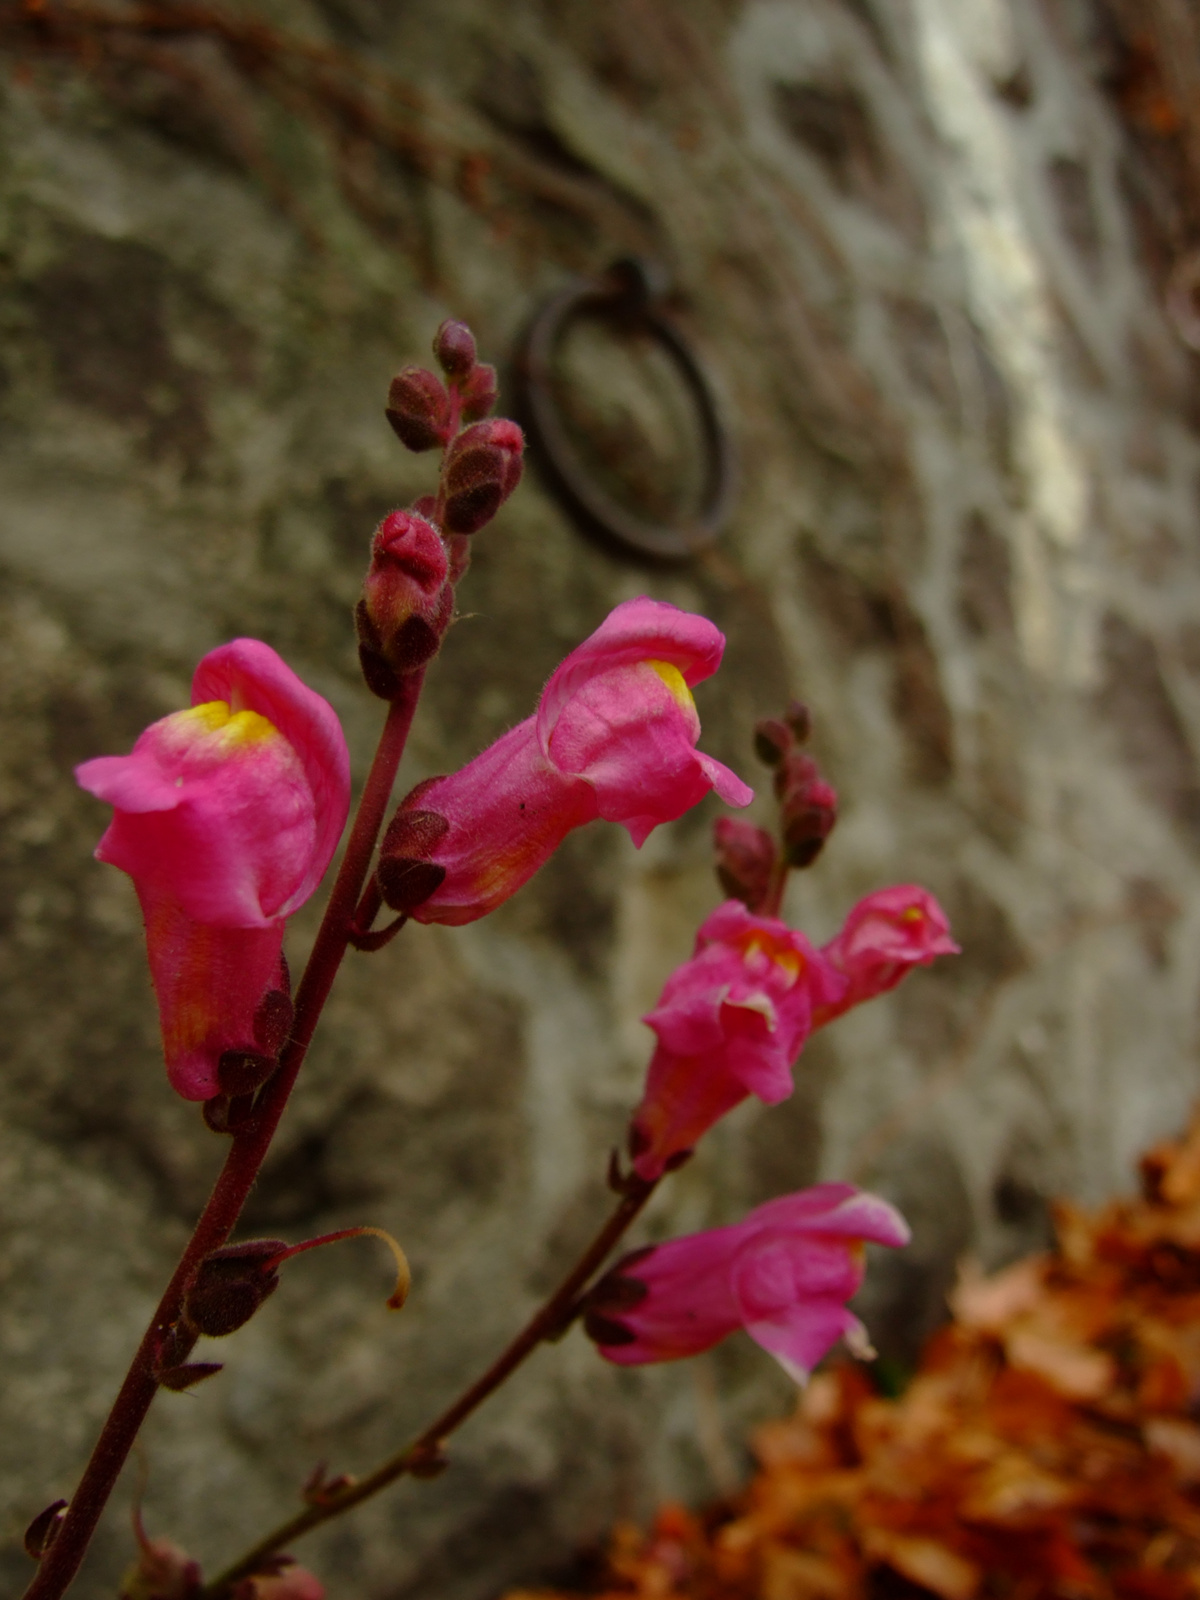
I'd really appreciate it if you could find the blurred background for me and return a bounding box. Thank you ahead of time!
[3,0,1200,1595]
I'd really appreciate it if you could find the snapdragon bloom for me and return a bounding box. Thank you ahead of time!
[76,640,350,1101]
[379,598,753,925]
[628,901,847,1181]
[585,1184,909,1381]
[814,884,959,1025]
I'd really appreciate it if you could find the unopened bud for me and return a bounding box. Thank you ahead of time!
[458,362,498,422]
[440,419,524,536]
[237,1560,326,1600]
[785,700,812,742]
[119,1536,201,1600]
[775,753,838,868]
[433,319,477,377]
[713,816,777,911]
[753,717,793,767]
[184,1240,286,1337]
[385,367,453,453]
[358,511,453,696]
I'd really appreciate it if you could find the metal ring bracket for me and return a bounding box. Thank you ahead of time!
[516,259,735,562]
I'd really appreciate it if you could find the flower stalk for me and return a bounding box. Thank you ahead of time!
[21,677,425,1600]
[200,1174,659,1598]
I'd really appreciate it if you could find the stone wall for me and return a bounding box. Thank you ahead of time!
[3,1,1200,1596]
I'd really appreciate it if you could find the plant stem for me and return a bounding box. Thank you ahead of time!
[760,856,790,919]
[202,1175,659,1597]
[23,674,426,1600]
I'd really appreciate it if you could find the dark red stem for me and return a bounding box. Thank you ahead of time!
[202,1175,658,1596]
[22,674,426,1600]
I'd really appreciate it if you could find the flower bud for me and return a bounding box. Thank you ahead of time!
[785,700,812,742]
[239,1560,325,1600]
[358,511,453,696]
[385,366,453,452]
[433,318,477,376]
[119,1535,201,1600]
[459,362,498,422]
[753,717,793,766]
[440,419,524,536]
[775,753,838,869]
[713,816,777,911]
[183,1240,286,1337]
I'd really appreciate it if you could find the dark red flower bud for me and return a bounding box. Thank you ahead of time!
[440,419,524,535]
[775,753,838,868]
[184,1240,286,1337]
[385,367,453,452]
[433,319,477,377]
[713,816,777,911]
[119,1532,201,1600]
[753,717,794,766]
[458,362,498,422]
[785,700,812,742]
[358,511,453,696]
[377,805,451,913]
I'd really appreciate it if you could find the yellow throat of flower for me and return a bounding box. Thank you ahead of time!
[177,700,279,750]
[647,659,697,716]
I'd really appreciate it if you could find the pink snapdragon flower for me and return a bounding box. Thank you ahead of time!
[379,598,753,925]
[627,886,957,1180]
[76,640,350,1101]
[814,884,959,1025]
[628,901,847,1181]
[585,1184,909,1381]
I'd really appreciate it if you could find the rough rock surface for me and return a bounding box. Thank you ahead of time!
[2,1,1200,1596]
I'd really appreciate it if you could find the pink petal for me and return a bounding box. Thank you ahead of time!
[748,1188,912,1248]
[91,709,318,928]
[695,752,754,808]
[537,598,727,745]
[138,890,287,1100]
[743,1302,867,1383]
[410,719,597,925]
[191,639,350,915]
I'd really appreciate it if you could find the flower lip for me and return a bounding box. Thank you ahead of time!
[536,597,727,750]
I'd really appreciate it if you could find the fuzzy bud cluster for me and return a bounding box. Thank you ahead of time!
[753,701,838,869]
[384,320,501,453]
[366,322,525,697]
[356,511,453,698]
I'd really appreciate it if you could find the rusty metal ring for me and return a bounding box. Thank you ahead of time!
[516,259,735,562]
